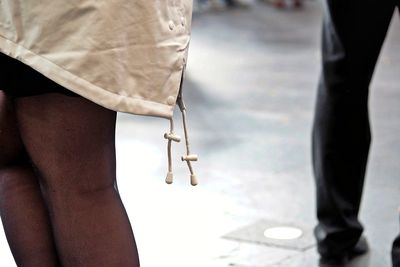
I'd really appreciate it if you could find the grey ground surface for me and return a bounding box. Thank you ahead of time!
[1,1,399,266]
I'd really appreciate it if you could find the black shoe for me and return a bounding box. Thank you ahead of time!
[349,236,369,258]
[319,254,347,267]
[319,236,369,266]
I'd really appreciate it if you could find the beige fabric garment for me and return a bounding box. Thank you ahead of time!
[0,0,193,118]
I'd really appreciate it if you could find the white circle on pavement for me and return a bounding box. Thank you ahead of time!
[263,226,303,240]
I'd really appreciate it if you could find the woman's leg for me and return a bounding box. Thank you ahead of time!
[0,91,60,266]
[14,93,140,267]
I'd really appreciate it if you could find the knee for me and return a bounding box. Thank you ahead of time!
[44,181,118,212]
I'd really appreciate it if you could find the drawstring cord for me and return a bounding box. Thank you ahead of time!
[164,87,198,186]
[164,118,181,184]
[177,92,198,186]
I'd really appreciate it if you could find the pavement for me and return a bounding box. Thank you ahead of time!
[1,1,399,266]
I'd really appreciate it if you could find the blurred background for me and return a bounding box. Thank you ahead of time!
[1,0,399,266]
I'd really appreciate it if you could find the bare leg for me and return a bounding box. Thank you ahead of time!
[15,93,140,267]
[0,92,60,266]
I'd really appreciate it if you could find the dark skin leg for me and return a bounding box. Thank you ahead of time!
[14,93,140,267]
[0,90,140,266]
[0,91,60,267]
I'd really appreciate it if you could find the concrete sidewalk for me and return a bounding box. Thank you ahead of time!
[0,1,399,266]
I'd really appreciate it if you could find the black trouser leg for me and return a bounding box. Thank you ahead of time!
[393,230,400,267]
[394,210,400,267]
[312,0,396,258]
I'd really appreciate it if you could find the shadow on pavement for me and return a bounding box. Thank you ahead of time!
[319,253,371,267]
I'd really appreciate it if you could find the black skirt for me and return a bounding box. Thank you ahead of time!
[0,52,78,97]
